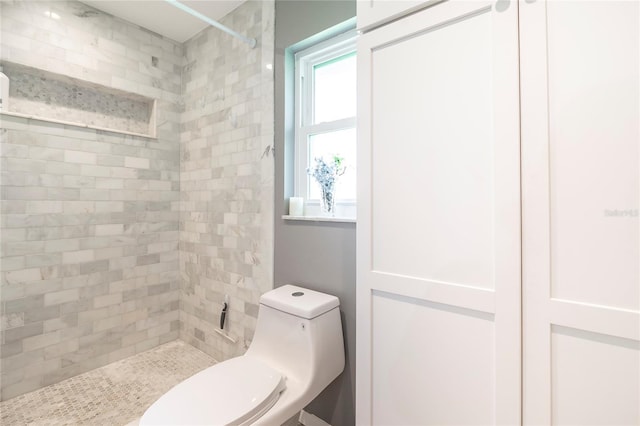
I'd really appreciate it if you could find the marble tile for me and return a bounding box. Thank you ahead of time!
[0,340,216,426]
[0,0,272,402]
[0,0,181,399]
[179,0,275,364]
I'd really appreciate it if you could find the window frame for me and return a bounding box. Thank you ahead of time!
[294,30,357,218]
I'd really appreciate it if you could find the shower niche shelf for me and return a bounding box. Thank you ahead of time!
[0,62,156,138]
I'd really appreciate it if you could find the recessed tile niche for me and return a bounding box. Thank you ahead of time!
[1,61,156,138]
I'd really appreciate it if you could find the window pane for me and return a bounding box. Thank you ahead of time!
[308,128,357,200]
[313,52,356,123]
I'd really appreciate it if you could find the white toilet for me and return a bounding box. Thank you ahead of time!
[139,285,345,425]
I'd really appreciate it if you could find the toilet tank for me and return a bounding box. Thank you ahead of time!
[259,285,340,319]
[245,285,345,389]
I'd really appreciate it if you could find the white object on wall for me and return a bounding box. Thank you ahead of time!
[288,197,304,216]
[357,0,640,424]
[520,1,639,424]
[356,1,522,425]
[0,65,9,111]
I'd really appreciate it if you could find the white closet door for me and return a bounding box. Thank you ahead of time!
[356,0,441,31]
[520,1,640,424]
[356,1,521,425]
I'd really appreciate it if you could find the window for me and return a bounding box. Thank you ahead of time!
[294,31,357,218]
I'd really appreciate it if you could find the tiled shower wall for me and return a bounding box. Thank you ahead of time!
[180,0,274,361]
[0,1,182,400]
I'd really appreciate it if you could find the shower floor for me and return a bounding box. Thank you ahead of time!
[0,340,216,426]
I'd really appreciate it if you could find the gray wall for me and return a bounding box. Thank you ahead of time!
[274,1,356,425]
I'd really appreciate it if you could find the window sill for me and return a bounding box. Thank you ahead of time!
[282,215,356,224]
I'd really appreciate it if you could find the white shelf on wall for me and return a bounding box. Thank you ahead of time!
[282,215,356,223]
[0,61,157,138]
[0,111,157,139]
[213,328,237,344]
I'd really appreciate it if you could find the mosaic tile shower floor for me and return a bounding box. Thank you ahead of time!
[0,340,216,426]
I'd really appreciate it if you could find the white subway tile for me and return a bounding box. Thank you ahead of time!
[62,250,94,264]
[80,165,110,177]
[93,293,122,308]
[64,150,97,165]
[124,157,150,169]
[26,201,63,214]
[4,268,43,284]
[44,289,79,306]
[63,201,96,214]
[95,224,124,236]
[44,239,80,253]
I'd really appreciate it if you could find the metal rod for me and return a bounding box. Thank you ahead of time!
[164,0,257,48]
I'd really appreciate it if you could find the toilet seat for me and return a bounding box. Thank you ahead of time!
[140,356,286,426]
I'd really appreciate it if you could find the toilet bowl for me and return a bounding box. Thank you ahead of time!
[140,285,345,425]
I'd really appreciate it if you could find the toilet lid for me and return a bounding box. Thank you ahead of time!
[140,356,286,426]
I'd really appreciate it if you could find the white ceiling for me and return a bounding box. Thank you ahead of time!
[81,0,246,43]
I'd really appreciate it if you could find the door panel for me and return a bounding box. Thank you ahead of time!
[520,1,640,424]
[372,291,496,426]
[357,1,521,424]
[551,326,640,425]
[371,9,495,289]
[546,0,640,310]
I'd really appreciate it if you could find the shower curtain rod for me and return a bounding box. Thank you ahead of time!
[164,0,257,48]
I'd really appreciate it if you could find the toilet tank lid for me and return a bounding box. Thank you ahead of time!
[260,285,340,319]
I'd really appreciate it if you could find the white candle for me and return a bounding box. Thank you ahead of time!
[289,197,304,216]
